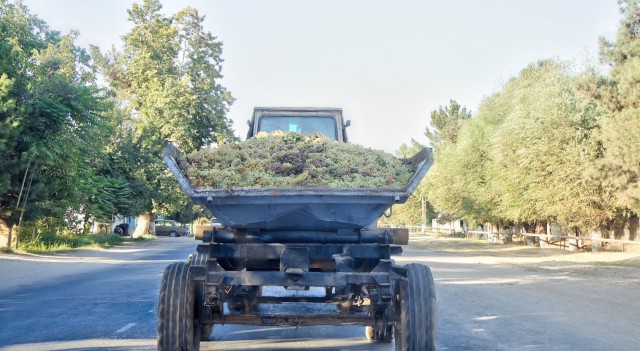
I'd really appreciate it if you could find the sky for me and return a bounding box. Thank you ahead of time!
[22,0,622,153]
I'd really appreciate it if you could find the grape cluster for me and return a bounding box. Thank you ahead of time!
[179,131,414,189]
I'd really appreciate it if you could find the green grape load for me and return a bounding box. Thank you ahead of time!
[179,131,414,189]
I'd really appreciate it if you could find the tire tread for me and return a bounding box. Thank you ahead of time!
[394,263,437,351]
[158,262,199,351]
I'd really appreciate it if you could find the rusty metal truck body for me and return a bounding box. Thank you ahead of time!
[157,108,437,351]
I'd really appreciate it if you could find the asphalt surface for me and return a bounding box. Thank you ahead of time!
[0,236,638,350]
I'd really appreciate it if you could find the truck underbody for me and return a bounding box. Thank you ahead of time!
[158,227,436,350]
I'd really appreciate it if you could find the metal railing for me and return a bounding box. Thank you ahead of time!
[381,224,640,252]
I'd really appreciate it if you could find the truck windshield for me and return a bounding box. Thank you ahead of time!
[258,116,337,140]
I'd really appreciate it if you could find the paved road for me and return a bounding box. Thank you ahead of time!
[1,236,639,350]
[0,237,195,350]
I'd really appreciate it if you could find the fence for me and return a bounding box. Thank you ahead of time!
[385,225,640,252]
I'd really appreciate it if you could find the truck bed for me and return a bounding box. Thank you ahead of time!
[164,142,432,231]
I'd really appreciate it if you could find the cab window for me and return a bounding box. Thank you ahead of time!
[258,116,337,140]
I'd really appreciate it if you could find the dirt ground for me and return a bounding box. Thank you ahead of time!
[411,235,640,279]
[397,235,640,350]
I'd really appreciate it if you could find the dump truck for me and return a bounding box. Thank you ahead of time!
[158,107,436,350]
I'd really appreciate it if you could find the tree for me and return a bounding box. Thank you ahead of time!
[425,114,499,227]
[421,100,473,228]
[425,60,616,233]
[1,1,115,246]
[584,0,640,213]
[92,0,235,236]
[0,0,50,244]
[424,99,471,152]
[486,61,614,231]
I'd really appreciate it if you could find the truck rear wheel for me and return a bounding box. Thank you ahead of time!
[394,263,437,351]
[157,262,200,351]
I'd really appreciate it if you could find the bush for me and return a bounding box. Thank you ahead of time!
[18,228,142,254]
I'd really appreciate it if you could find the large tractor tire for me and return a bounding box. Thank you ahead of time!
[157,262,201,351]
[394,263,437,351]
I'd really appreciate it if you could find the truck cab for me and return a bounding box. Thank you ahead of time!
[246,107,350,142]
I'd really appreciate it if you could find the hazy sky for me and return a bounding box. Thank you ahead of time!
[23,0,621,153]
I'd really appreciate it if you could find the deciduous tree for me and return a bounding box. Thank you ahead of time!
[424,99,471,152]
[92,0,235,236]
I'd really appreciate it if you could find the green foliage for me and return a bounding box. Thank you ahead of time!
[424,99,471,152]
[0,0,232,245]
[0,1,116,229]
[426,61,616,231]
[597,108,640,211]
[489,62,613,229]
[181,132,414,189]
[91,0,236,220]
[426,116,498,226]
[80,175,133,223]
[585,0,640,212]
[18,229,144,254]
[395,138,425,158]
[95,0,235,153]
[421,1,639,232]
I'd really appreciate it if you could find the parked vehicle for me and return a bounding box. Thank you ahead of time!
[113,223,130,236]
[154,219,189,237]
[158,107,436,350]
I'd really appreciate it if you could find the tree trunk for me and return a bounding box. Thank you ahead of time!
[540,222,551,248]
[489,223,500,244]
[526,221,546,247]
[568,228,580,252]
[81,208,91,235]
[524,232,536,246]
[502,225,513,244]
[628,215,638,241]
[591,230,602,252]
[7,225,13,250]
[133,213,152,238]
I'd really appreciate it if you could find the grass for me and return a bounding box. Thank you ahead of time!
[11,233,151,254]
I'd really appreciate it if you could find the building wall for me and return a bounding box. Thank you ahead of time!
[431,219,465,232]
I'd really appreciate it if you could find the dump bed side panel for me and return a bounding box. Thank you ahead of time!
[163,142,432,230]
